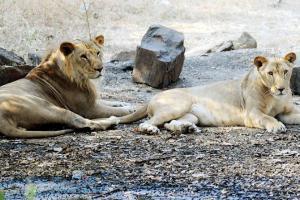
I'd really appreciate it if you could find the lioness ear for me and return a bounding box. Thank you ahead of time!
[60,42,75,56]
[254,56,268,68]
[95,35,104,45]
[284,52,296,63]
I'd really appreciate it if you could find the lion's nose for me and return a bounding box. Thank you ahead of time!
[278,88,285,93]
[95,66,103,72]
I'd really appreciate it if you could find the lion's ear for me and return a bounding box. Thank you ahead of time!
[254,56,268,68]
[60,42,75,56]
[284,52,296,63]
[95,35,104,45]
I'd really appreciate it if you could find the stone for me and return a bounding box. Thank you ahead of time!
[72,170,85,180]
[0,65,34,86]
[233,32,257,49]
[0,47,25,66]
[133,25,185,88]
[110,50,136,62]
[205,32,257,54]
[53,147,63,152]
[206,41,233,53]
[290,67,300,95]
[120,60,134,72]
[27,53,42,66]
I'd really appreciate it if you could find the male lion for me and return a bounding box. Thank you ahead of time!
[0,35,131,138]
[111,52,300,134]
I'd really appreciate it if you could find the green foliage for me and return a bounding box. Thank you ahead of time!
[0,190,5,200]
[25,184,37,200]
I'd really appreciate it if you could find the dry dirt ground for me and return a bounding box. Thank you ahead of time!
[0,49,300,199]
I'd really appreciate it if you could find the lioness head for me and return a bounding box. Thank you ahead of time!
[254,52,296,97]
[58,35,105,80]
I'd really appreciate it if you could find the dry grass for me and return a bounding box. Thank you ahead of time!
[0,0,300,61]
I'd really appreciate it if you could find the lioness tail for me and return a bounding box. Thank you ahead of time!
[118,104,148,124]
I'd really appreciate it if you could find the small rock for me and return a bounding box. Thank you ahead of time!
[233,32,257,49]
[0,47,25,66]
[206,41,233,53]
[205,32,257,54]
[91,131,97,136]
[0,65,35,86]
[192,172,209,179]
[27,53,42,66]
[53,147,63,152]
[133,24,185,88]
[274,149,298,156]
[120,60,134,72]
[110,50,136,62]
[72,170,85,180]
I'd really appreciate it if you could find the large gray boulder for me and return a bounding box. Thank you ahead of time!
[0,47,35,86]
[0,65,34,86]
[0,47,25,66]
[133,25,185,88]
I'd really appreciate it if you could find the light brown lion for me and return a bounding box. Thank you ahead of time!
[0,35,131,138]
[110,52,300,134]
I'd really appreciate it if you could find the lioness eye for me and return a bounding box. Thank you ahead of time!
[284,70,288,74]
[80,54,88,60]
[268,71,273,76]
[97,51,101,56]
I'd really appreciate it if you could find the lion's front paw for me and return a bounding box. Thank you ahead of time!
[266,121,287,133]
[139,122,160,134]
[88,121,107,131]
[92,117,120,130]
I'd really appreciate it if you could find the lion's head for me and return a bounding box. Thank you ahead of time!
[57,35,105,82]
[254,52,296,97]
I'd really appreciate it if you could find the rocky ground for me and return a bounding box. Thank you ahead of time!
[0,49,300,199]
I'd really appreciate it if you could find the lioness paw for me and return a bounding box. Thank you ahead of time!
[139,123,160,134]
[266,121,287,133]
[164,120,201,134]
[89,121,106,131]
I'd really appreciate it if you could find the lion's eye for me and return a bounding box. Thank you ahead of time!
[284,70,288,74]
[268,71,273,76]
[80,54,88,60]
[97,51,101,56]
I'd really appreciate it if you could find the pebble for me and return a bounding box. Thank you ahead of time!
[72,170,84,180]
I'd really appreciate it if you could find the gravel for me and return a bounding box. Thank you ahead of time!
[1,49,300,199]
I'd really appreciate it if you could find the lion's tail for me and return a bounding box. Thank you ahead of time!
[0,122,73,138]
[118,104,148,124]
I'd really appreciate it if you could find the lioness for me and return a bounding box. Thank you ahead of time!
[111,52,300,134]
[0,35,131,138]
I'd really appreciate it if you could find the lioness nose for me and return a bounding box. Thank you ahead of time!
[278,88,285,93]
